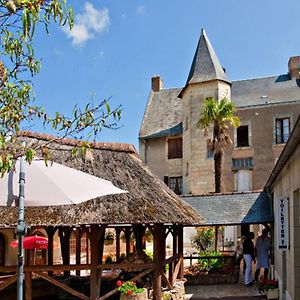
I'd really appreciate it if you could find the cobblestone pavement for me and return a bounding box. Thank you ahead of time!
[185,275,265,300]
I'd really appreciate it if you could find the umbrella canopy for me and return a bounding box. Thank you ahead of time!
[11,236,48,250]
[0,158,127,207]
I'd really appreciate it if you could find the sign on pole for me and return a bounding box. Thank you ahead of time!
[277,198,289,250]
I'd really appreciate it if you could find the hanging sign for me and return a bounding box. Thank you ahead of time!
[277,198,289,250]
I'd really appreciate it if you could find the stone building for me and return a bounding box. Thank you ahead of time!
[139,28,300,198]
[139,29,300,244]
[265,114,300,300]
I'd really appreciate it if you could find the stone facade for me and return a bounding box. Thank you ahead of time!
[139,30,300,197]
[266,120,300,300]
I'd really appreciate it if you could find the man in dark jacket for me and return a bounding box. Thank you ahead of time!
[243,232,255,286]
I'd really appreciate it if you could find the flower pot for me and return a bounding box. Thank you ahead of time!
[266,288,279,299]
[120,288,148,300]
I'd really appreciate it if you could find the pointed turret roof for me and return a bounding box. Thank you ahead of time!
[179,29,230,98]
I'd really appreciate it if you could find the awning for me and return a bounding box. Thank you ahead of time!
[182,191,274,226]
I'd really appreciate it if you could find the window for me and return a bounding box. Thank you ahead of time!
[276,118,290,144]
[167,138,182,159]
[165,176,183,195]
[236,126,249,147]
[207,144,214,158]
[232,158,253,170]
[236,170,250,192]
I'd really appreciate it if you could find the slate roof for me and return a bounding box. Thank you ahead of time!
[139,88,182,138]
[143,122,183,139]
[178,29,230,98]
[182,191,274,226]
[139,75,300,139]
[232,75,300,107]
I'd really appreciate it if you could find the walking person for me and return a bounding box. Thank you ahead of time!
[255,228,272,281]
[243,232,255,286]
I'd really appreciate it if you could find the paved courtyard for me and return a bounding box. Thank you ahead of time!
[185,274,265,299]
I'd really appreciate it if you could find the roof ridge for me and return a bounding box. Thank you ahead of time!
[20,131,137,153]
[233,74,289,83]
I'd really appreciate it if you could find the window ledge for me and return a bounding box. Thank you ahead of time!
[234,146,252,150]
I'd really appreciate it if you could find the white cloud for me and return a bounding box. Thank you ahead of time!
[137,5,145,15]
[64,2,110,46]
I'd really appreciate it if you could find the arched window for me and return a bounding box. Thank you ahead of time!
[0,233,5,266]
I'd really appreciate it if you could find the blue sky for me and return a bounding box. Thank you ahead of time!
[32,0,300,148]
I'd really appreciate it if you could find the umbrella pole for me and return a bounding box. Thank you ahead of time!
[16,154,26,300]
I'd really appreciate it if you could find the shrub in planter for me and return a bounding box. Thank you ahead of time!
[117,280,148,300]
[197,251,224,273]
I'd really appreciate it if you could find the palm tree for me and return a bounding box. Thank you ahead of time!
[197,97,240,193]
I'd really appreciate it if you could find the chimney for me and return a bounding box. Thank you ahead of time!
[288,56,300,79]
[151,75,163,92]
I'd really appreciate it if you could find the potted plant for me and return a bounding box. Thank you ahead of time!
[117,280,148,300]
[259,279,279,299]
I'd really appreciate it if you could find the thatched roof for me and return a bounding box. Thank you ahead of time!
[0,132,204,227]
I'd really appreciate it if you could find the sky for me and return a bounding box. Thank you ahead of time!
[31,0,300,149]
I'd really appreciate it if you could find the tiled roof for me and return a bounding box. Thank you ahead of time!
[182,191,274,225]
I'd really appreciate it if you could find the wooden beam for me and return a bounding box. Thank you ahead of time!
[45,226,56,276]
[115,228,121,261]
[153,224,165,300]
[98,268,154,300]
[75,227,81,276]
[25,272,32,300]
[0,274,17,292]
[177,225,184,280]
[133,224,146,251]
[162,272,173,290]
[90,225,101,300]
[124,227,131,257]
[172,257,182,284]
[34,272,89,300]
[0,262,156,273]
[58,227,73,277]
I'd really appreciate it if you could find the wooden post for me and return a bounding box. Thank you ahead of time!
[45,226,56,276]
[75,228,81,276]
[97,227,105,298]
[169,226,176,285]
[133,225,146,252]
[58,227,73,277]
[115,228,121,261]
[177,225,184,280]
[215,226,218,252]
[90,225,105,300]
[153,224,166,300]
[125,228,131,257]
[25,271,32,300]
[90,225,100,300]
